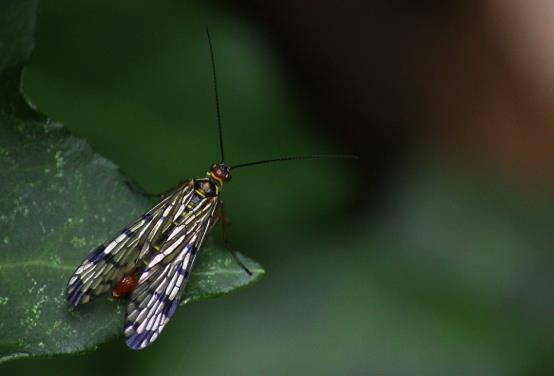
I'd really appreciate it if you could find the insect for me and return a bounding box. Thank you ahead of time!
[65,29,357,350]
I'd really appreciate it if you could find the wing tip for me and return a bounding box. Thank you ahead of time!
[66,277,85,306]
[125,330,159,350]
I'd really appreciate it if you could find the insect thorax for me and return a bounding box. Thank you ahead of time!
[193,178,219,198]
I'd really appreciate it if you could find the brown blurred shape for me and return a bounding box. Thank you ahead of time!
[232,0,553,186]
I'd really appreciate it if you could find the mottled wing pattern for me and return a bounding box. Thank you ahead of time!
[124,193,219,350]
[66,181,194,306]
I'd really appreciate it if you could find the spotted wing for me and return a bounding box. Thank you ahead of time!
[66,181,194,306]
[124,195,218,350]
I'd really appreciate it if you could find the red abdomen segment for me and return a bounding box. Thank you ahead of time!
[112,271,138,298]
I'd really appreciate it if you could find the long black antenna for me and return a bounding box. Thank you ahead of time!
[206,28,225,163]
[230,154,359,170]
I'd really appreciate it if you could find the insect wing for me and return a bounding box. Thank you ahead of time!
[66,182,194,306]
[124,196,218,350]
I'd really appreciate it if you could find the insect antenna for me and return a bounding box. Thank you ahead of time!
[230,154,359,170]
[206,28,225,163]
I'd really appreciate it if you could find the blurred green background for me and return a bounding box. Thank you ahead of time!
[3,0,553,374]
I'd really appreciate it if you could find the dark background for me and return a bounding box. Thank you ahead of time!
[4,0,553,374]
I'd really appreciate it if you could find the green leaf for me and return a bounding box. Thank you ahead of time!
[0,0,263,363]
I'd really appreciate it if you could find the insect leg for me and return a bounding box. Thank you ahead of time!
[125,179,163,198]
[218,200,252,276]
[125,179,189,199]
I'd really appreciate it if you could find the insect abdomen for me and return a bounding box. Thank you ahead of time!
[112,271,139,298]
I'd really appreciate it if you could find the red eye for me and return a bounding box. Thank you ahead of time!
[210,164,231,181]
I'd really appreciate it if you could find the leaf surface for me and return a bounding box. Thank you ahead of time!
[0,0,263,363]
